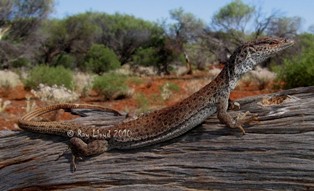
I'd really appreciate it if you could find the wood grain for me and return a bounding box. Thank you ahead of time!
[1,86,314,190]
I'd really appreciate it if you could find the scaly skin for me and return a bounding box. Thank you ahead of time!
[18,37,294,169]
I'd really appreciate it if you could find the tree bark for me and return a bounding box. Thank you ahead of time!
[1,86,314,191]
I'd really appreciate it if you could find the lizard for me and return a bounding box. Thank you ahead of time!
[18,37,294,170]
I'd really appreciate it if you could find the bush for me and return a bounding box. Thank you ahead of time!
[52,54,76,69]
[31,84,79,104]
[12,57,31,68]
[92,73,132,100]
[135,93,150,113]
[274,33,314,89]
[165,82,180,92]
[25,65,74,89]
[84,44,120,74]
[275,54,314,89]
[160,82,180,100]
[0,70,22,88]
[132,47,159,67]
[73,72,95,97]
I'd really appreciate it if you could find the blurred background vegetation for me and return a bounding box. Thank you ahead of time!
[0,0,313,89]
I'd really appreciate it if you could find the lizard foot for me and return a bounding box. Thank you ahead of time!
[234,111,259,134]
[69,137,110,171]
[71,154,83,172]
[54,144,82,172]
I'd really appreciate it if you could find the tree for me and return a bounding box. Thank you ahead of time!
[206,0,256,64]
[0,0,54,41]
[309,25,314,34]
[95,13,163,65]
[267,16,302,38]
[212,0,254,38]
[201,30,234,64]
[0,0,54,68]
[262,16,302,67]
[169,8,204,43]
[253,6,279,38]
[84,44,120,74]
[205,0,282,64]
[40,12,165,71]
[40,13,100,67]
[168,8,205,74]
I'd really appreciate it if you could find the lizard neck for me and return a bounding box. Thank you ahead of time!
[222,55,256,90]
[217,64,239,91]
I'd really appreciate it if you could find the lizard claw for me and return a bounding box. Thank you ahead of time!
[237,125,246,135]
[71,154,77,172]
[235,111,259,134]
[236,111,259,124]
[70,154,83,172]
[55,145,80,172]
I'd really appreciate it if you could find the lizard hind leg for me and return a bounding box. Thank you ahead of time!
[69,137,109,171]
[70,137,109,156]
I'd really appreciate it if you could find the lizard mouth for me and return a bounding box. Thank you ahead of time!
[272,39,294,54]
[281,39,294,48]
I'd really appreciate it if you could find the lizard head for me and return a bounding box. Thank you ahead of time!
[231,37,294,75]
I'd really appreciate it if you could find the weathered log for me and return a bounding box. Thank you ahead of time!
[0,86,314,190]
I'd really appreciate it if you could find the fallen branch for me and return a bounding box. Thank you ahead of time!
[1,86,314,190]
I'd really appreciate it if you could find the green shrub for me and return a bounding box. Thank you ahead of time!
[150,93,164,105]
[12,57,30,68]
[274,33,314,89]
[132,47,159,66]
[159,82,180,100]
[25,65,74,89]
[128,76,144,85]
[166,82,180,92]
[135,93,150,113]
[275,54,314,89]
[92,73,131,100]
[84,44,120,74]
[52,54,76,69]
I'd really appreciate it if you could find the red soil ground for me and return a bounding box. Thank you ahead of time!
[0,74,276,131]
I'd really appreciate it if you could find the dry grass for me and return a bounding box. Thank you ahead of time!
[73,72,95,97]
[0,98,11,112]
[237,66,276,90]
[31,84,79,104]
[0,70,22,88]
[208,67,222,79]
[184,79,208,95]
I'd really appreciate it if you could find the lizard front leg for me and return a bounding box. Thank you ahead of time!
[217,97,256,134]
[69,138,109,171]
